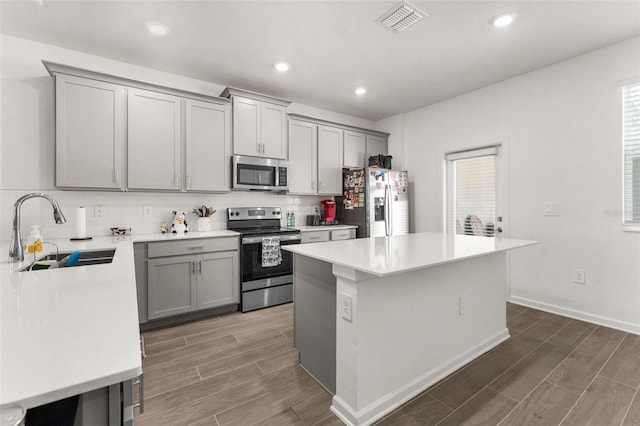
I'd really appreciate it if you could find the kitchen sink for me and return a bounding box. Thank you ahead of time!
[19,248,116,271]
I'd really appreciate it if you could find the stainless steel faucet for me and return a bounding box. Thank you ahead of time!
[10,193,67,262]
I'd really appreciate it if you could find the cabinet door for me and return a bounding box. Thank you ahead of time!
[196,251,239,310]
[128,89,182,190]
[343,130,366,168]
[185,99,231,192]
[232,96,260,156]
[288,120,317,194]
[366,135,388,158]
[148,255,196,319]
[55,74,125,189]
[261,102,287,159]
[317,125,343,195]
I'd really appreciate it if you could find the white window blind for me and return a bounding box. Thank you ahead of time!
[446,147,498,236]
[623,83,640,230]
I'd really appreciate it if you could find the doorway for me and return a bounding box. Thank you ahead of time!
[445,145,505,237]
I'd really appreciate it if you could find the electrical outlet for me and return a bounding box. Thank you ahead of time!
[340,292,352,321]
[143,206,153,217]
[94,204,104,217]
[544,203,560,216]
[574,269,586,284]
[459,296,465,315]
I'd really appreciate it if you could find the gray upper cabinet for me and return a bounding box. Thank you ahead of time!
[128,88,182,190]
[317,125,343,195]
[185,99,231,192]
[288,119,318,194]
[45,62,231,193]
[343,130,367,168]
[366,134,388,158]
[55,74,126,189]
[222,88,290,160]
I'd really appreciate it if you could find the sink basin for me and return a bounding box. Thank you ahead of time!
[19,249,116,272]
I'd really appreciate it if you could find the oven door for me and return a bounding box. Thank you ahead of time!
[241,234,301,283]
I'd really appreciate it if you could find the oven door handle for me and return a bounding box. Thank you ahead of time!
[242,234,301,244]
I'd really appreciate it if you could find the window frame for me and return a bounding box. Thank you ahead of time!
[622,81,640,232]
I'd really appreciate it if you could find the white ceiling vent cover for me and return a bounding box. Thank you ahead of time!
[378,1,426,33]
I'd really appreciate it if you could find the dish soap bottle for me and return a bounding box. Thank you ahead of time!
[26,225,43,254]
[287,211,294,227]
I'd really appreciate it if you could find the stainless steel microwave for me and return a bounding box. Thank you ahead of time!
[232,155,288,191]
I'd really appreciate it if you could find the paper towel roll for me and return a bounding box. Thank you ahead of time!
[76,207,87,238]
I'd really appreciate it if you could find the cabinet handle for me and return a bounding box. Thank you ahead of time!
[188,246,204,250]
[319,181,323,191]
[311,181,315,190]
[113,169,119,185]
[133,373,144,414]
[174,174,179,187]
[192,261,195,274]
[309,236,321,240]
[198,260,202,274]
[187,175,191,190]
[140,336,147,359]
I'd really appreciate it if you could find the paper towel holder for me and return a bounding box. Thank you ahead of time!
[70,206,92,241]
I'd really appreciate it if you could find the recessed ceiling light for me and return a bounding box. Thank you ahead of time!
[275,63,290,72]
[355,87,367,95]
[491,13,514,28]
[146,21,169,36]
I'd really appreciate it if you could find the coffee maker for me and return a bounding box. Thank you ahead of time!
[320,199,337,225]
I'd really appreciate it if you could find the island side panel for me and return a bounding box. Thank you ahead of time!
[333,252,509,425]
[293,253,337,394]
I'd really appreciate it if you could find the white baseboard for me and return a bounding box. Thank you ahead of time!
[509,295,640,335]
[330,329,510,426]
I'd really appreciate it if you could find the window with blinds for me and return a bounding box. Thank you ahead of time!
[446,146,498,237]
[623,82,640,230]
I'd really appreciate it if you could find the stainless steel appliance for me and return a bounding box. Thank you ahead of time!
[227,207,300,312]
[336,168,409,238]
[232,155,288,191]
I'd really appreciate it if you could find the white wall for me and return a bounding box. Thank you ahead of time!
[0,35,377,242]
[384,36,640,333]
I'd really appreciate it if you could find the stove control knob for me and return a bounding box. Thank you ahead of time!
[272,211,277,215]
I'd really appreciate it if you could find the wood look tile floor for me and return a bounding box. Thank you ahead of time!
[137,303,640,426]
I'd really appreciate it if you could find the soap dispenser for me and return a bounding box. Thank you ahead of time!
[26,225,43,254]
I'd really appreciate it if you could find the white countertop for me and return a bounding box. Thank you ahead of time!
[0,237,142,409]
[295,225,357,232]
[283,232,537,277]
[130,229,239,243]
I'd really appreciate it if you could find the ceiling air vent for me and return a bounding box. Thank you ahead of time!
[378,1,426,33]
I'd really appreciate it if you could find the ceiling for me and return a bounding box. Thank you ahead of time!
[2,1,639,121]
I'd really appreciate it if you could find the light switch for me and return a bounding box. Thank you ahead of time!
[544,203,559,216]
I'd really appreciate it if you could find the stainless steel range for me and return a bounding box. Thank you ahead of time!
[227,207,301,312]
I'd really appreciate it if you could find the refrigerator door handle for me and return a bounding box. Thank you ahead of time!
[384,184,390,236]
[388,184,394,236]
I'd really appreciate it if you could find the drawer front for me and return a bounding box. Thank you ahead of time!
[148,237,238,258]
[301,231,330,244]
[330,229,354,240]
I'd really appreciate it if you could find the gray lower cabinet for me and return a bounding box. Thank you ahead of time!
[135,237,239,323]
[148,255,196,319]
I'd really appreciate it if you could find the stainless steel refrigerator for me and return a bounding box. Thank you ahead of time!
[336,168,409,238]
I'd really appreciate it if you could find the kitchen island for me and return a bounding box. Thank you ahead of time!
[283,232,537,426]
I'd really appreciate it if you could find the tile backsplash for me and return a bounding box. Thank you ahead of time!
[0,189,329,242]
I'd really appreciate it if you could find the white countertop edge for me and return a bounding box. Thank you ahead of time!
[284,233,538,277]
[17,365,142,410]
[295,225,358,232]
